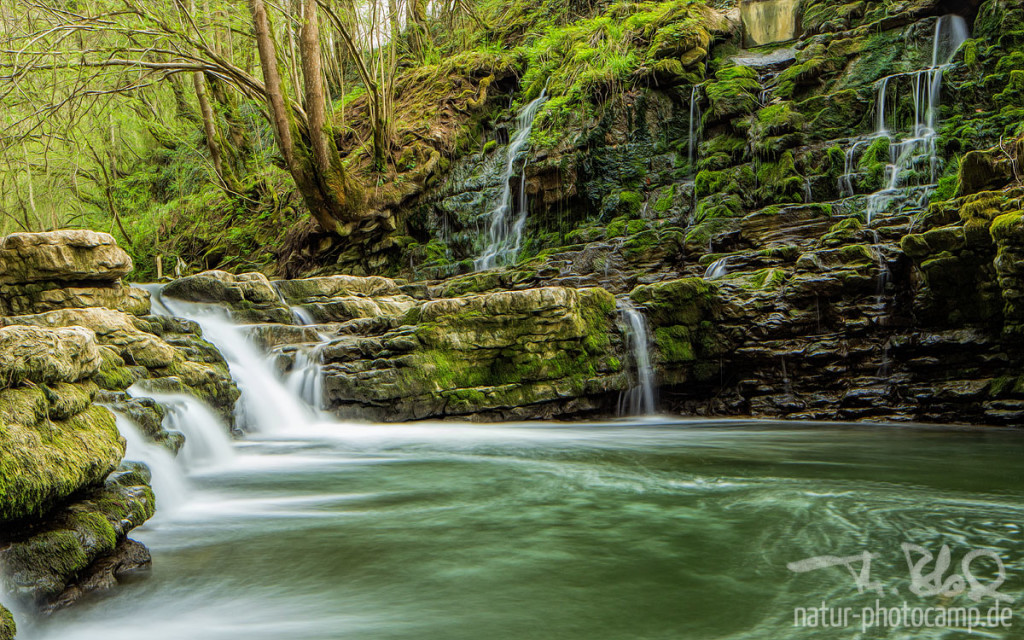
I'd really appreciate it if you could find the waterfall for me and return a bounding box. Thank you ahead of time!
[474,91,548,271]
[286,345,326,412]
[127,385,236,469]
[704,258,729,280]
[616,300,656,416]
[740,0,802,47]
[290,305,317,326]
[875,76,890,137]
[688,85,702,175]
[865,15,969,224]
[111,410,190,514]
[155,294,321,432]
[838,140,867,198]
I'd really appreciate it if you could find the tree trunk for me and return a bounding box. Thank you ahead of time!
[249,0,365,233]
[406,0,430,61]
[193,71,237,191]
[300,0,330,176]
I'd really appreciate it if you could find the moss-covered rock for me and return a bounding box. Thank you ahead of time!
[0,604,13,640]
[0,463,154,610]
[321,286,625,420]
[163,270,294,324]
[0,401,124,523]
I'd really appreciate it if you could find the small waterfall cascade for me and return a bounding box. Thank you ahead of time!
[688,85,702,175]
[286,343,327,412]
[110,410,189,513]
[865,15,970,224]
[703,257,729,280]
[155,294,321,432]
[290,305,317,326]
[128,384,236,469]
[616,299,656,416]
[474,90,548,271]
[838,140,868,198]
[270,281,317,326]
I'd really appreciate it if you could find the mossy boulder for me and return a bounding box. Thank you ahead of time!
[0,399,123,523]
[990,211,1024,328]
[958,149,1013,195]
[163,270,294,324]
[0,464,154,609]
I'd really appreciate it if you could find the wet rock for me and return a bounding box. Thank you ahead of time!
[0,463,155,611]
[321,286,627,420]
[163,270,294,324]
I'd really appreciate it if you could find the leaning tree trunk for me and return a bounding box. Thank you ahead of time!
[248,0,365,233]
[193,71,239,192]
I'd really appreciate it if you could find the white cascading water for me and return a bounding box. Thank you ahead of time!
[837,140,868,198]
[155,295,320,433]
[290,305,317,326]
[616,299,656,416]
[286,345,326,412]
[474,90,548,271]
[703,258,729,280]
[110,410,190,514]
[127,384,236,469]
[865,15,969,224]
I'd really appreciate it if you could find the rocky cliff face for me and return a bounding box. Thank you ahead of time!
[150,0,1024,428]
[351,0,1024,425]
[0,231,239,629]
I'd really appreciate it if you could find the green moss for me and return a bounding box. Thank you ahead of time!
[654,326,695,363]
[0,604,14,640]
[0,404,123,523]
[704,65,760,123]
[858,136,892,190]
[819,217,863,247]
[991,211,1024,243]
[653,184,676,212]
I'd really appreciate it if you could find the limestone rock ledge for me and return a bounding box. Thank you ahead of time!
[0,230,145,317]
[0,323,153,622]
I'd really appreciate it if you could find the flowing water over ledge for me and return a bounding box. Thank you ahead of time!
[16,419,1024,640]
